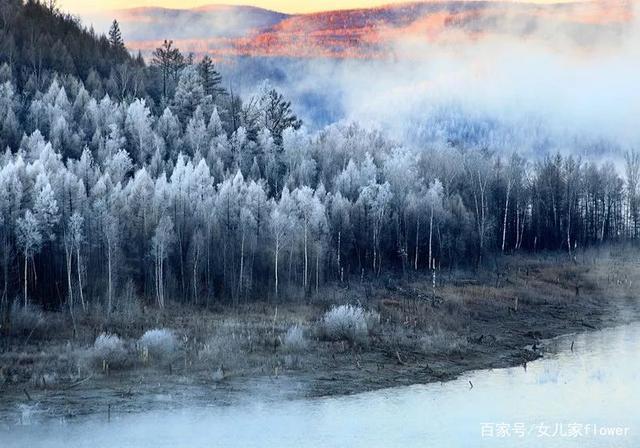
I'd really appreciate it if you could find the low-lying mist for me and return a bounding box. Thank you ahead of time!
[82,0,639,157]
[217,1,639,157]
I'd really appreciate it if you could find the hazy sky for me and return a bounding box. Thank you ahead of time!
[59,0,570,14]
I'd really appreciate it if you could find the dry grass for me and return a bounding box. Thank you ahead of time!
[3,248,640,391]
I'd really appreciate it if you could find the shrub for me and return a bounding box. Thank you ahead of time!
[319,304,379,344]
[138,328,178,362]
[198,326,246,369]
[197,319,279,371]
[117,279,143,320]
[419,331,468,355]
[282,325,307,353]
[382,325,414,347]
[8,301,45,336]
[91,333,129,369]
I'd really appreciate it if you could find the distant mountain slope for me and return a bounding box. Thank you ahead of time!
[86,5,288,41]
[90,1,633,59]
[227,0,631,57]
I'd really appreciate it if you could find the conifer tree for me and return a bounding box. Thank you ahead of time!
[152,40,185,100]
[108,20,125,52]
[198,56,224,98]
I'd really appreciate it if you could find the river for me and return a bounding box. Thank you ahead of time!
[2,323,639,447]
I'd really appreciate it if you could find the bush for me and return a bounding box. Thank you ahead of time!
[318,304,379,345]
[9,301,45,336]
[91,333,129,369]
[117,279,143,320]
[282,325,307,353]
[198,325,246,369]
[138,328,178,362]
[419,330,468,355]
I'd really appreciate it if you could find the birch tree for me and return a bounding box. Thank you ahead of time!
[103,214,118,313]
[501,153,525,253]
[357,182,392,276]
[270,187,295,299]
[464,149,492,263]
[68,212,85,311]
[16,210,42,306]
[425,179,443,270]
[152,215,174,308]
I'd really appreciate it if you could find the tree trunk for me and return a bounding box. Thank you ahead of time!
[155,248,162,308]
[65,246,73,314]
[372,230,377,274]
[502,184,511,253]
[428,207,434,270]
[274,240,279,299]
[107,244,112,314]
[414,218,420,271]
[567,210,572,257]
[1,239,8,312]
[515,198,520,250]
[337,231,341,281]
[158,249,164,308]
[193,248,199,305]
[77,248,85,312]
[303,223,308,290]
[315,251,319,294]
[238,230,245,302]
[23,255,28,307]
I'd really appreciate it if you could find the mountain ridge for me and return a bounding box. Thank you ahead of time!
[86,0,632,59]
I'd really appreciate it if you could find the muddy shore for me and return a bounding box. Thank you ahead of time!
[1,251,640,423]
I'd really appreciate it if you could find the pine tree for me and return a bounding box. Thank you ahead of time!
[198,56,224,98]
[109,20,125,52]
[152,40,185,100]
[258,84,302,146]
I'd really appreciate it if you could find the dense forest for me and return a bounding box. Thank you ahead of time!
[0,0,639,318]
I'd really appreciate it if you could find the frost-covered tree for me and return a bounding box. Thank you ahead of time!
[125,99,154,164]
[152,215,174,309]
[0,157,23,305]
[357,182,392,275]
[257,82,302,145]
[16,210,42,306]
[464,149,493,261]
[185,106,207,156]
[156,107,182,158]
[0,28,635,313]
[425,179,444,269]
[294,186,326,291]
[102,214,119,313]
[328,192,352,282]
[67,212,85,311]
[173,65,204,124]
[33,174,60,241]
[500,153,525,253]
[0,81,20,149]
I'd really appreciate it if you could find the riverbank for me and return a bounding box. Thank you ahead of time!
[1,249,640,422]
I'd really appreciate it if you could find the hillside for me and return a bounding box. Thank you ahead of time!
[0,0,143,88]
[87,1,633,59]
[89,4,288,41]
